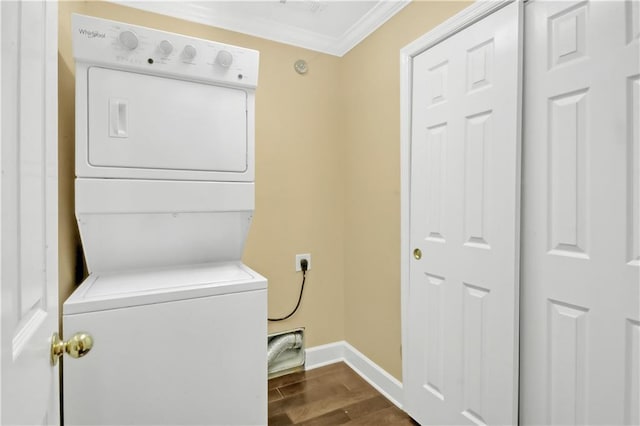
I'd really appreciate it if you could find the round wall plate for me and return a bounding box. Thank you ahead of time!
[294,59,308,75]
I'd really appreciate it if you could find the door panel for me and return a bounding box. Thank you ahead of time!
[404,2,521,425]
[520,1,640,424]
[1,1,59,424]
[63,290,267,426]
[87,68,248,173]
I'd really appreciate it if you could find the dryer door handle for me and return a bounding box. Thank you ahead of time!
[109,98,128,138]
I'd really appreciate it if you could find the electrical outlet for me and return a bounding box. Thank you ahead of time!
[295,253,311,271]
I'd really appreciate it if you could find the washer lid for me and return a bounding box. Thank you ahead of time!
[63,262,266,315]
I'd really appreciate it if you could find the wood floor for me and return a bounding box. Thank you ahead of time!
[268,362,418,425]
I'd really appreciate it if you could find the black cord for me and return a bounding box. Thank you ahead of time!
[268,269,307,322]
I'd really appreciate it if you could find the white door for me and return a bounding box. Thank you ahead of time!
[404,2,521,425]
[520,1,640,424]
[1,1,59,424]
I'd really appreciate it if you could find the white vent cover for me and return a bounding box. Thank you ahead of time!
[279,0,328,15]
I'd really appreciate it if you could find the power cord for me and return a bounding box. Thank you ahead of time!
[268,259,308,322]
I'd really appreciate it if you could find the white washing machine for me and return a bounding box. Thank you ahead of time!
[63,15,267,425]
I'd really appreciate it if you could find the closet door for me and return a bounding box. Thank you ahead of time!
[404,2,521,425]
[520,1,639,424]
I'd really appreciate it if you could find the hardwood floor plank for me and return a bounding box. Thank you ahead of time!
[268,413,294,426]
[303,362,350,378]
[344,406,417,425]
[296,409,351,426]
[340,371,375,392]
[342,395,392,420]
[269,382,351,417]
[268,362,348,390]
[279,370,357,398]
[285,385,378,423]
[268,362,415,426]
[268,371,307,391]
[269,388,284,403]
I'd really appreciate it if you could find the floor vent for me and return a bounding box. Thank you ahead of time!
[268,328,305,378]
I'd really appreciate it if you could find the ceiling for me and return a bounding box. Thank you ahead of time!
[115,1,410,56]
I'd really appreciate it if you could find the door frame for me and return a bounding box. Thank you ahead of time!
[399,0,521,414]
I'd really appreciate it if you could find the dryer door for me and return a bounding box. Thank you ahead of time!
[83,67,250,179]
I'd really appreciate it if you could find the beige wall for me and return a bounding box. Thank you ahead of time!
[58,0,469,381]
[58,0,345,347]
[341,0,471,380]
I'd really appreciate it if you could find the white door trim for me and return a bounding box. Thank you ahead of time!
[399,0,518,409]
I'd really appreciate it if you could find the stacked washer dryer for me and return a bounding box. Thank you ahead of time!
[63,14,267,425]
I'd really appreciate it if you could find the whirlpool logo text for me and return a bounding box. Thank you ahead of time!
[78,28,106,39]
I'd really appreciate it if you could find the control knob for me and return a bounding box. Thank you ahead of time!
[118,30,139,50]
[182,45,197,60]
[158,40,173,56]
[215,50,233,68]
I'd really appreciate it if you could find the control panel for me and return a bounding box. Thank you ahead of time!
[72,14,259,88]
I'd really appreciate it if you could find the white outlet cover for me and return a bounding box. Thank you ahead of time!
[295,253,311,271]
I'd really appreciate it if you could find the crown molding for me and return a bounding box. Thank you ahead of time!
[333,0,409,56]
[112,1,410,57]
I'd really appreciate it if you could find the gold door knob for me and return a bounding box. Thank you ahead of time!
[51,332,94,366]
[413,248,422,260]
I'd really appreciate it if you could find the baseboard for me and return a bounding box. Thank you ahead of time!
[305,341,345,370]
[305,341,404,408]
